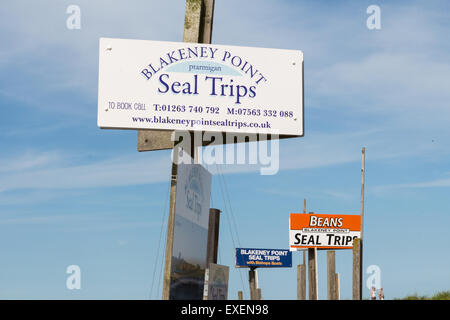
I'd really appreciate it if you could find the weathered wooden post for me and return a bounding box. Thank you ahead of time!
[297,198,307,300]
[203,208,221,301]
[297,263,306,300]
[237,290,243,300]
[206,208,221,265]
[304,199,318,300]
[161,144,180,300]
[308,247,318,300]
[352,238,361,300]
[249,267,258,300]
[327,251,337,300]
[359,147,365,300]
[335,273,340,300]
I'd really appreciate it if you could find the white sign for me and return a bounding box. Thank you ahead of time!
[203,263,229,300]
[98,38,304,136]
[170,162,212,300]
[289,213,361,250]
[175,163,212,229]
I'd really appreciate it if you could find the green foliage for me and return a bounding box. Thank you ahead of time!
[431,291,450,300]
[395,291,450,300]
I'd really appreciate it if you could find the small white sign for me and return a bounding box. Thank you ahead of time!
[175,163,212,229]
[98,38,304,136]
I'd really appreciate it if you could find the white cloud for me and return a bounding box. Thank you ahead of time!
[0,127,441,192]
[0,213,90,225]
[0,150,64,173]
[373,176,450,192]
[310,52,450,112]
[117,240,127,247]
[0,151,171,191]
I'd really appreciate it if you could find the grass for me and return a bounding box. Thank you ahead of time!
[395,290,450,300]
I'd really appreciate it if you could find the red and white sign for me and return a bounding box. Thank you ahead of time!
[289,213,361,250]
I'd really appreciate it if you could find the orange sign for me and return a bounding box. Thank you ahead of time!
[289,213,361,250]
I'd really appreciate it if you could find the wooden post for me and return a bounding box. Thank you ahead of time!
[297,264,306,300]
[335,273,340,300]
[206,208,221,265]
[327,251,337,300]
[237,290,243,300]
[203,208,220,300]
[257,288,262,300]
[308,247,318,300]
[160,0,216,300]
[297,198,307,300]
[199,0,215,44]
[352,238,361,300]
[161,145,180,300]
[248,267,258,300]
[303,199,318,300]
[359,147,365,300]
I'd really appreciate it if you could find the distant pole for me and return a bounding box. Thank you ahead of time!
[360,147,365,240]
[360,147,365,300]
[352,238,361,300]
[303,198,307,268]
[296,199,307,300]
[304,199,318,300]
[237,290,243,300]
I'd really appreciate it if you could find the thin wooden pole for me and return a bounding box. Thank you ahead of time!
[303,198,306,272]
[360,147,365,243]
[360,147,365,300]
[297,198,307,300]
[162,144,180,300]
[352,238,361,300]
[304,199,318,300]
[238,290,243,300]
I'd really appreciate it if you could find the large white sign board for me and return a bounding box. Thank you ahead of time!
[170,163,212,300]
[98,38,304,136]
[175,163,212,230]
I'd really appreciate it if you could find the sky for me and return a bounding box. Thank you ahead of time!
[0,0,449,300]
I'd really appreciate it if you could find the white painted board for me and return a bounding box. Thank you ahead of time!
[98,38,304,136]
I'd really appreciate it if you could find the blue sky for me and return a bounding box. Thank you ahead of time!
[1,0,449,300]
